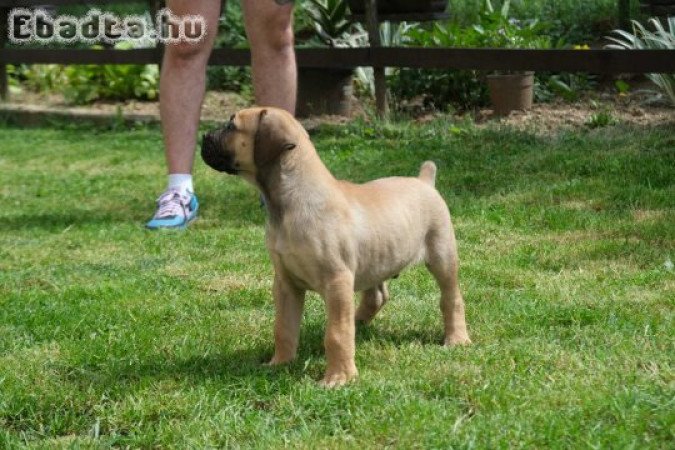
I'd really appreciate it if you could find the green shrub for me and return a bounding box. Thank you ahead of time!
[57,43,158,105]
[538,72,598,102]
[10,43,158,105]
[61,60,158,105]
[388,0,552,111]
[6,65,22,95]
[585,109,618,128]
[206,1,252,93]
[306,0,352,46]
[12,64,64,93]
[387,21,485,111]
[471,0,552,50]
[606,17,675,106]
[447,0,619,43]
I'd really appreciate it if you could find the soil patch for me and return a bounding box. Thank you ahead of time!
[3,89,672,132]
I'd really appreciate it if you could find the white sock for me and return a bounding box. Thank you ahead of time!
[167,174,194,194]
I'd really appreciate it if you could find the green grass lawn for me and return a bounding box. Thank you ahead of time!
[1,118,673,448]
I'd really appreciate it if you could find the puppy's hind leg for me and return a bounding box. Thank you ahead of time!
[355,283,389,324]
[425,228,471,346]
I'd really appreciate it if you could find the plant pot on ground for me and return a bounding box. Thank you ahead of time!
[487,71,534,116]
[295,0,357,118]
[297,68,354,117]
[474,1,550,115]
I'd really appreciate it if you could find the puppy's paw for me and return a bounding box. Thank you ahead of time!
[354,311,375,324]
[265,354,295,366]
[444,334,472,346]
[318,368,358,388]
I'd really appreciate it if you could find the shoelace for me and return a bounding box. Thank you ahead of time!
[155,189,190,218]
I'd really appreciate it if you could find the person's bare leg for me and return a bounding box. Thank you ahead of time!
[160,0,220,175]
[147,1,220,229]
[242,0,296,113]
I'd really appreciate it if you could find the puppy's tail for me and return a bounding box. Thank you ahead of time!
[418,161,437,187]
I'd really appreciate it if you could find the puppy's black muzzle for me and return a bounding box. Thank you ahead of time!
[200,131,237,175]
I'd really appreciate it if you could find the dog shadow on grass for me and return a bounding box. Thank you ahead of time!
[75,344,308,394]
[356,322,444,347]
[69,317,442,394]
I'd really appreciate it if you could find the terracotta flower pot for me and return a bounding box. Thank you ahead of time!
[296,68,353,118]
[487,72,535,116]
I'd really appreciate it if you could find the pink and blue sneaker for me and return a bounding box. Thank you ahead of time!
[146,188,199,230]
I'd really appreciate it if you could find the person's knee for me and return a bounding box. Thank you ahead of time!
[164,40,212,66]
[248,12,294,54]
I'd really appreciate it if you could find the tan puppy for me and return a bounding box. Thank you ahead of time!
[201,107,470,387]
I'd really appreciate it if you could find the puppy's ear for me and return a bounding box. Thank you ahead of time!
[254,109,296,168]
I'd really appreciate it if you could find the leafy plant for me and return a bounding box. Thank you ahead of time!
[532,43,601,103]
[585,110,617,128]
[9,57,158,105]
[350,21,411,97]
[472,0,551,50]
[61,42,158,104]
[446,0,618,44]
[306,0,352,47]
[12,64,65,93]
[615,79,630,95]
[207,1,251,93]
[6,65,23,96]
[388,20,488,111]
[390,67,489,112]
[388,0,555,112]
[544,72,598,102]
[606,17,675,106]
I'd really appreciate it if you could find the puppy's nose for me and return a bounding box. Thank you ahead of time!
[200,133,217,165]
[200,132,237,174]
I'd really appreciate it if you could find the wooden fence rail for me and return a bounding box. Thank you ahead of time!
[2,48,674,73]
[1,1,674,105]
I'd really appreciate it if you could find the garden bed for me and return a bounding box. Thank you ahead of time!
[474,98,674,131]
[2,90,250,124]
[2,87,673,132]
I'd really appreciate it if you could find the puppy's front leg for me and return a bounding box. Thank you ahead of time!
[267,272,306,365]
[320,273,358,388]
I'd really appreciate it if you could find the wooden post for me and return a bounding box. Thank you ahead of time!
[1,7,9,101]
[364,0,387,117]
